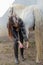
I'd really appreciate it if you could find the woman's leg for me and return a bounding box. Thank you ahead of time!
[20,37,24,59]
[19,30,25,60]
[14,40,18,59]
[20,47,24,58]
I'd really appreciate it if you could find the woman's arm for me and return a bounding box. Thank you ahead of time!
[11,28,19,41]
[12,27,24,48]
[19,18,29,48]
[19,18,28,42]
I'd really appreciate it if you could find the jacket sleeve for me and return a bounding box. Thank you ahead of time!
[11,28,19,41]
[19,18,28,42]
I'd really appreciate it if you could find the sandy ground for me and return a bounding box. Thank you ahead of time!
[0,32,43,65]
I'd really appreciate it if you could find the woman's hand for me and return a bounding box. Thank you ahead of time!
[18,41,24,48]
[25,41,30,49]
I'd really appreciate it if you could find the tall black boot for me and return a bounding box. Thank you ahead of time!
[14,41,19,64]
[20,48,25,61]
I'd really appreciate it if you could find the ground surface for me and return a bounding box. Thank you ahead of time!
[0,31,43,65]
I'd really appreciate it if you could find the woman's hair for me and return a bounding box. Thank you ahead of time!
[7,16,14,37]
[7,13,19,38]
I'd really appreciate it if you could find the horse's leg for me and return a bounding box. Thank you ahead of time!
[26,28,30,47]
[34,8,42,63]
[35,27,42,63]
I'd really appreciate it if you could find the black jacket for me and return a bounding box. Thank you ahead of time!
[12,18,28,42]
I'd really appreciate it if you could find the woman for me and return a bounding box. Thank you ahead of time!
[7,14,29,64]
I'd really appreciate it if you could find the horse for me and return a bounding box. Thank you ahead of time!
[20,6,43,63]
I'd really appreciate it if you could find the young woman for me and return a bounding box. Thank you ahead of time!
[7,14,29,64]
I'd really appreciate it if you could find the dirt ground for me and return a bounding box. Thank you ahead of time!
[0,32,43,65]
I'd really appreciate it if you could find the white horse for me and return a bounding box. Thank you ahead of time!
[20,6,43,63]
[20,6,35,38]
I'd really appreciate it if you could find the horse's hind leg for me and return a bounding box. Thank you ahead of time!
[34,8,42,63]
[35,27,42,63]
